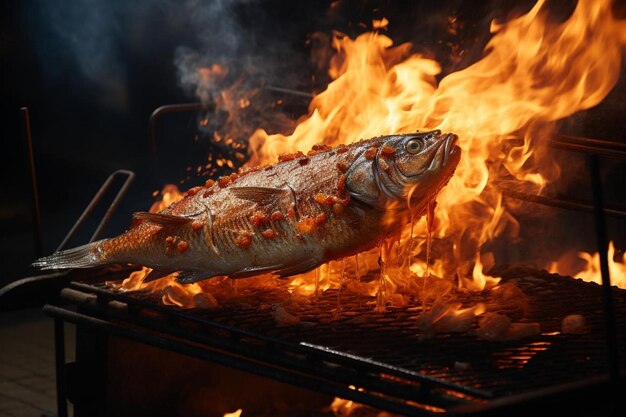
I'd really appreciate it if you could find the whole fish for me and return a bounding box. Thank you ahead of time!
[34,130,460,283]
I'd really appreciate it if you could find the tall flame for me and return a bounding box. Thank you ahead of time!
[247,0,626,291]
[121,0,626,306]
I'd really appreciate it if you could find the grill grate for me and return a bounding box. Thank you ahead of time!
[51,266,626,415]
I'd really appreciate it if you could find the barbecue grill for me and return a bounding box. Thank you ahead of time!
[2,97,625,417]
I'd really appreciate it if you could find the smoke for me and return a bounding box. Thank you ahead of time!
[176,0,244,61]
[46,1,123,82]
[25,0,142,110]
[22,1,541,111]
[169,0,322,179]
[25,0,214,111]
[173,0,240,101]
[173,0,314,103]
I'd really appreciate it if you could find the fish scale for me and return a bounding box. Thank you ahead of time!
[33,131,461,283]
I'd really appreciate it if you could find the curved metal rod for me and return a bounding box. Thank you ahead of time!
[56,169,135,252]
[147,86,313,163]
[149,103,205,160]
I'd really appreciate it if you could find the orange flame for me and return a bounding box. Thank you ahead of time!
[372,18,389,30]
[122,0,626,306]
[549,241,626,289]
[247,0,626,294]
[462,253,501,291]
[149,184,184,212]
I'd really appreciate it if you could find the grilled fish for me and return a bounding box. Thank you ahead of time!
[34,130,461,283]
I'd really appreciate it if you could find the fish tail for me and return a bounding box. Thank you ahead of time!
[32,240,108,270]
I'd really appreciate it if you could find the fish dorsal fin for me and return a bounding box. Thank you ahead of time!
[229,263,284,279]
[230,186,289,204]
[133,212,193,227]
[231,258,321,280]
[274,257,320,278]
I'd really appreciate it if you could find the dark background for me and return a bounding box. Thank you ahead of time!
[1,0,625,285]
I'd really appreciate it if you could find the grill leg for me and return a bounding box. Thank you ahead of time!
[588,154,620,415]
[54,318,68,417]
[73,321,109,417]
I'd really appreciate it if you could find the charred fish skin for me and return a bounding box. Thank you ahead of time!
[32,131,461,283]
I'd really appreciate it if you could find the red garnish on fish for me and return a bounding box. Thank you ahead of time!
[34,131,461,284]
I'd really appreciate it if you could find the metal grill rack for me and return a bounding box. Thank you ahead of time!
[43,267,626,416]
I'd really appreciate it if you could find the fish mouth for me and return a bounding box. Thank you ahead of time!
[439,134,461,185]
[442,133,460,165]
[420,132,460,174]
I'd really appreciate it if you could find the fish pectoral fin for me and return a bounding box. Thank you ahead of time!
[229,264,284,279]
[133,212,193,227]
[143,268,177,283]
[274,258,321,278]
[175,259,322,283]
[175,270,224,284]
[230,186,289,204]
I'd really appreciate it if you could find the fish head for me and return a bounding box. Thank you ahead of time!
[346,130,461,210]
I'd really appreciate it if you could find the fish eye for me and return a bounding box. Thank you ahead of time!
[405,138,423,154]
